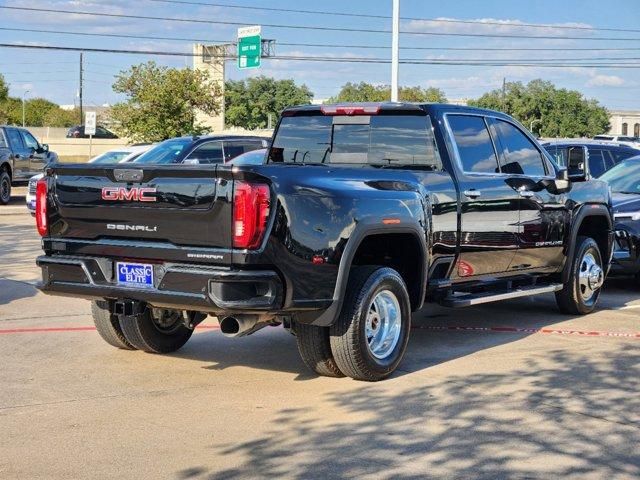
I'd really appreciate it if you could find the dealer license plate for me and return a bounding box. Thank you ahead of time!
[116,262,154,288]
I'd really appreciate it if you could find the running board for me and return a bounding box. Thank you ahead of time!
[440,283,563,308]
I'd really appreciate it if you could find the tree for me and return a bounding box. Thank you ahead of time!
[468,79,610,138]
[327,82,447,103]
[109,61,222,142]
[225,76,313,130]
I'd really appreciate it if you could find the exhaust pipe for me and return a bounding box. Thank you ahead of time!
[219,315,265,338]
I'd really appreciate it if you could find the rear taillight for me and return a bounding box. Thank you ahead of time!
[233,181,270,249]
[35,178,48,237]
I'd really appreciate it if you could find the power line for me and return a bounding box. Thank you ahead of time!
[145,0,640,34]
[2,5,640,41]
[5,27,640,54]
[3,43,640,68]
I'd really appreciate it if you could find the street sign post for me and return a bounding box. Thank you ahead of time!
[237,26,261,69]
[85,111,96,158]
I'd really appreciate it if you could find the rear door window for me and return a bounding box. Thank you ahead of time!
[185,141,224,164]
[587,149,607,178]
[448,115,499,174]
[222,141,265,162]
[491,119,546,176]
[6,128,24,150]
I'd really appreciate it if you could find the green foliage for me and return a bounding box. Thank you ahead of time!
[0,74,8,102]
[109,61,222,142]
[225,76,313,130]
[327,82,447,103]
[468,79,610,138]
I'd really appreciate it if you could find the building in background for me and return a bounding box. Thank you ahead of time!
[192,43,227,133]
[608,110,640,137]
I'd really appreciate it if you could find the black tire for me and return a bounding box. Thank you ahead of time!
[296,323,345,378]
[556,236,604,315]
[118,307,193,353]
[330,266,411,382]
[91,300,136,350]
[0,169,11,205]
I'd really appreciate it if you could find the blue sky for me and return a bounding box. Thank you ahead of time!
[0,0,639,110]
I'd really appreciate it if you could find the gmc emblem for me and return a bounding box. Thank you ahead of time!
[101,187,157,202]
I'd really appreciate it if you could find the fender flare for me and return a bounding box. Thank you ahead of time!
[0,159,12,178]
[562,204,613,283]
[310,220,428,327]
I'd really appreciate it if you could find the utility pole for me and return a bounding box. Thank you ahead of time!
[79,52,84,125]
[22,90,30,127]
[502,77,506,112]
[391,0,400,102]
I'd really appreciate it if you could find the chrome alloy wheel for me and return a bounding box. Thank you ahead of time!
[578,251,604,302]
[365,290,402,360]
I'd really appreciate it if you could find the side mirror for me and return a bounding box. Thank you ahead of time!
[541,167,571,194]
[567,146,588,181]
[42,144,49,152]
[182,158,200,165]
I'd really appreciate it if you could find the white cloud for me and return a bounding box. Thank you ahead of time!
[586,75,625,87]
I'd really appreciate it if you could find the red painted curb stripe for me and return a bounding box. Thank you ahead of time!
[0,325,220,335]
[0,324,637,339]
[412,325,640,339]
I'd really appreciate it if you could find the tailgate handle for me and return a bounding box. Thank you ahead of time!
[114,169,144,182]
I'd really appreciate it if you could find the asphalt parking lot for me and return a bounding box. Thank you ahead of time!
[1,199,639,479]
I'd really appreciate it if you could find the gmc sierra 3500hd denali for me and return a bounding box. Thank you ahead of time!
[35,103,613,381]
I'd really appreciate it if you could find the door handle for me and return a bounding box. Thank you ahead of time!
[518,190,535,198]
[463,189,482,199]
[14,154,20,159]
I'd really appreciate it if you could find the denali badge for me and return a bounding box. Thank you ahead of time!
[107,224,158,232]
[101,186,157,202]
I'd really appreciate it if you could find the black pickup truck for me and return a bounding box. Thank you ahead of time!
[0,125,57,204]
[35,103,613,381]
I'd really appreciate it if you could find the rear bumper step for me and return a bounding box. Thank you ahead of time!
[36,255,283,314]
[440,283,563,308]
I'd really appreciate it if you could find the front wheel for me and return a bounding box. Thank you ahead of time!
[119,307,193,353]
[0,170,11,205]
[556,236,604,314]
[330,266,411,382]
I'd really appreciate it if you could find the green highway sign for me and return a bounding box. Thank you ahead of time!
[237,26,261,69]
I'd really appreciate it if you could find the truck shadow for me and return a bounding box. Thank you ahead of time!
[184,345,639,480]
[0,279,37,306]
[173,284,637,380]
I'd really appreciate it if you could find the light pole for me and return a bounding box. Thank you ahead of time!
[391,0,400,101]
[530,118,542,135]
[22,90,30,127]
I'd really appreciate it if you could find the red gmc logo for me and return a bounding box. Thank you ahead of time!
[101,187,157,202]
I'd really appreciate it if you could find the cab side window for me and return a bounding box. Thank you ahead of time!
[185,141,223,164]
[491,119,547,177]
[0,131,7,149]
[587,149,607,178]
[448,115,499,174]
[21,131,39,151]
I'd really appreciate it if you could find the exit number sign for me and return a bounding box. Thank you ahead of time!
[237,26,261,69]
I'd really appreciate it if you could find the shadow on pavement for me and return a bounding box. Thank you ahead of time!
[0,279,37,306]
[180,345,640,479]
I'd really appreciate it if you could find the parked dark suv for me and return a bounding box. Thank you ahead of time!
[66,125,118,139]
[542,140,638,179]
[132,135,269,165]
[0,126,58,204]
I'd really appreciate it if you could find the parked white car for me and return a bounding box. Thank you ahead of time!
[593,135,640,150]
[88,144,152,164]
[26,145,153,214]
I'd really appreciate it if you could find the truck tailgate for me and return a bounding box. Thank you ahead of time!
[48,164,233,252]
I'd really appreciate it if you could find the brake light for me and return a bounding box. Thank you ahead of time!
[35,178,48,237]
[233,181,270,249]
[320,105,380,116]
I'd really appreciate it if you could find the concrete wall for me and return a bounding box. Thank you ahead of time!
[24,125,273,162]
